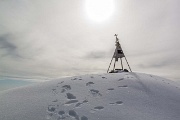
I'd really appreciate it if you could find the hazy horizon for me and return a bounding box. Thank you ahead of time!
[0,79,35,92]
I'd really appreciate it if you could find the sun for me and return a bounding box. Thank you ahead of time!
[85,0,115,22]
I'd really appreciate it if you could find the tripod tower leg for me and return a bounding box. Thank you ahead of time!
[124,56,132,72]
[107,56,114,73]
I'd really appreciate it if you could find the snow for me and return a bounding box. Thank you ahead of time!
[0,72,180,120]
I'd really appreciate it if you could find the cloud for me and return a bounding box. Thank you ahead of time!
[135,45,180,69]
[83,51,108,59]
[0,34,22,58]
[139,60,174,69]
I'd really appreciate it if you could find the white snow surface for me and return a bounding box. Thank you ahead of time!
[0,72,180,120]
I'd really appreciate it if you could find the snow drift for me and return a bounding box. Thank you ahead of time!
[0,72,180,120]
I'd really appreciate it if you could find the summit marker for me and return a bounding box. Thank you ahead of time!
[107,34,132,73]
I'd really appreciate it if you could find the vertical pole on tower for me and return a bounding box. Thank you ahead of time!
[113,60,116,71]
[120,58,123,70]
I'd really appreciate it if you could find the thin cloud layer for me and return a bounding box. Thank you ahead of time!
[0,0,180,81]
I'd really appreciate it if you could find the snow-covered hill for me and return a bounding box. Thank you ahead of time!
[0,72,180,120]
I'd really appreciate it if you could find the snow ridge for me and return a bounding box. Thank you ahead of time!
[0,72,180,120]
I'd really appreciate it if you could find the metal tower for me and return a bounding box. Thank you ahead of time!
[107,34,132,73]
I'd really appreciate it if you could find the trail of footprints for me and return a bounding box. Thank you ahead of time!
[47,74,129,120]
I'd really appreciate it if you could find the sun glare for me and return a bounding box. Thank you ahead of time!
[85,0,115,22]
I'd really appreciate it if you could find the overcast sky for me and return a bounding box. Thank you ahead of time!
[0,0,180,81]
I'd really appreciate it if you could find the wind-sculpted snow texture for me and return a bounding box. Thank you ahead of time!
[0,72,180,120]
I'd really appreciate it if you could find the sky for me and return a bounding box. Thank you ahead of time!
[0,0,180,82]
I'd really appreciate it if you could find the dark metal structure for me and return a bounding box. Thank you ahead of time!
[107,34,132,73]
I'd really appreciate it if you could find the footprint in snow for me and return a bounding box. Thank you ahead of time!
[90,76,94,79]
[47,105,56,112]
[94,106,104,110]
[71,78,78,80]
[116,101,123,105]
[58,81,64,84]
[69,110,79,120]
[90,106,104,113]
[109,101,123,105]
[82,100,88,103]
[57,111,66,119]
[61,85,71,93]
[62,85,71,90]
[75,103,83,108]
[65,100,78,105]
[86,82,94,86]
[118,85,128,88]
[89,89,102,97]
[75,100,88,108]
[107,88,115,91]
[58,111,65,115]
[46,105,57,119]
[118,78,124,81]
[66,93,76,99]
